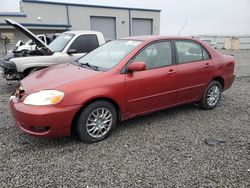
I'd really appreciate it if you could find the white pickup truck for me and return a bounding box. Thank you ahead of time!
[0,19,105,80]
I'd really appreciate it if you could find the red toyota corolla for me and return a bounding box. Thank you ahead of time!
[9,36,235,143]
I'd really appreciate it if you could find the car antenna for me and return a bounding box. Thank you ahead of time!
[177,19,188,36]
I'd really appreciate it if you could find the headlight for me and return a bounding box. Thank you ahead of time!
[23,90,64,106]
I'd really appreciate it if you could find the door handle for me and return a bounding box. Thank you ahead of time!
[168,69,176,74]
[205,63,212,68]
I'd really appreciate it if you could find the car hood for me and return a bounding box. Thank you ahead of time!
[21,63,101,94]
[5,19,53,53]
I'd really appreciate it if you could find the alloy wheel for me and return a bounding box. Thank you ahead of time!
[86,108,113,138]
[206,85,221,107]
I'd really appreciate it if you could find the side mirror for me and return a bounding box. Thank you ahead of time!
[127,61,146,72]
[67,49,77,55]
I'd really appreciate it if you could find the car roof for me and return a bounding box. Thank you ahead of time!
[64,30,103,35]
[122,35,197,42]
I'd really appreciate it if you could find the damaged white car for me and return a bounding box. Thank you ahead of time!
[14,33,59,51]
[0,19,105,80]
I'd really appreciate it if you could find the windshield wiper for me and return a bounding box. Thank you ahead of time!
[79,62,99,71]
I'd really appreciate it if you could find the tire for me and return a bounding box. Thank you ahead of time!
[199,81,222,110]
[76,101,117,143]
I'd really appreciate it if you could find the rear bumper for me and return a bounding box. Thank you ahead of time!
[224,74,235,91]
[9,98,81,137]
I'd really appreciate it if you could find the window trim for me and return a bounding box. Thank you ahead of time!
[173,39,211,65]
[122,39,175,74]
[68,34,99,53]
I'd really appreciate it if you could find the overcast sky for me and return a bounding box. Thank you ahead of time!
[1,0,250,36]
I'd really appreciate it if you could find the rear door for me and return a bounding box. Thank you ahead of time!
[174,40,214,103]
[125,41,178,116]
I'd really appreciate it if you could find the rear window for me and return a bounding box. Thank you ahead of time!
[68,35,99,53]
[175,40,210,64]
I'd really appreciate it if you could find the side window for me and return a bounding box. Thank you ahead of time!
[38,36,45,43]
[202,48,210,60]
[46,36,52,44]
[69,35,99,53]
[176,41,209,64]
[133,41,172,70]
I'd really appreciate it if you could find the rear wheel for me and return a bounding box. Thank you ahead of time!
[76,101,117,143]
[199,81,222,110]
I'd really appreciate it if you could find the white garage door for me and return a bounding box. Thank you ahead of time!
[90,16,116,41]
[132,18,153,36]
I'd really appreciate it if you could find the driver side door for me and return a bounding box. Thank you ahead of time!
[125,41,178,117]
[65,34,100,63]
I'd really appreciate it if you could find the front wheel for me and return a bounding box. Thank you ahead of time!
[76,101,117,143]
[199,81,222,110]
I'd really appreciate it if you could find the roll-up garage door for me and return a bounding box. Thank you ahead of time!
[90,16,116,41]
[132,18,153,36]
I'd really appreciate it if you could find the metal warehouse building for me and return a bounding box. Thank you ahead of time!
[0,0,161,54]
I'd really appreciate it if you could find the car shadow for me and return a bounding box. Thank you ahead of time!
[113,103,199,134]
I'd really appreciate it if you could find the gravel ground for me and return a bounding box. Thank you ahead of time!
[0,50,249,187]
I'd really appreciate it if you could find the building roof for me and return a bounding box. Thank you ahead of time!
[0,12,26,17]
[123,35,195,41]
[64,30,102,35]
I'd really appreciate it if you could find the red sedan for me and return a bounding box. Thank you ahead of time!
[9,36,235,143]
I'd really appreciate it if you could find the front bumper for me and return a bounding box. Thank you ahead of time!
[0,59,17,74]
[9,97,81,137]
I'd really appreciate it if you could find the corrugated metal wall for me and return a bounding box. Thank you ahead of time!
[22,2,68,25]
[90,16,117,40]
[68,6,130,38]
[130,10,160,35]
[0,0,160,56]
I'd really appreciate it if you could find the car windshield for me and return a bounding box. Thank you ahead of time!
[48,33,75,52]
[77,40,142,70]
